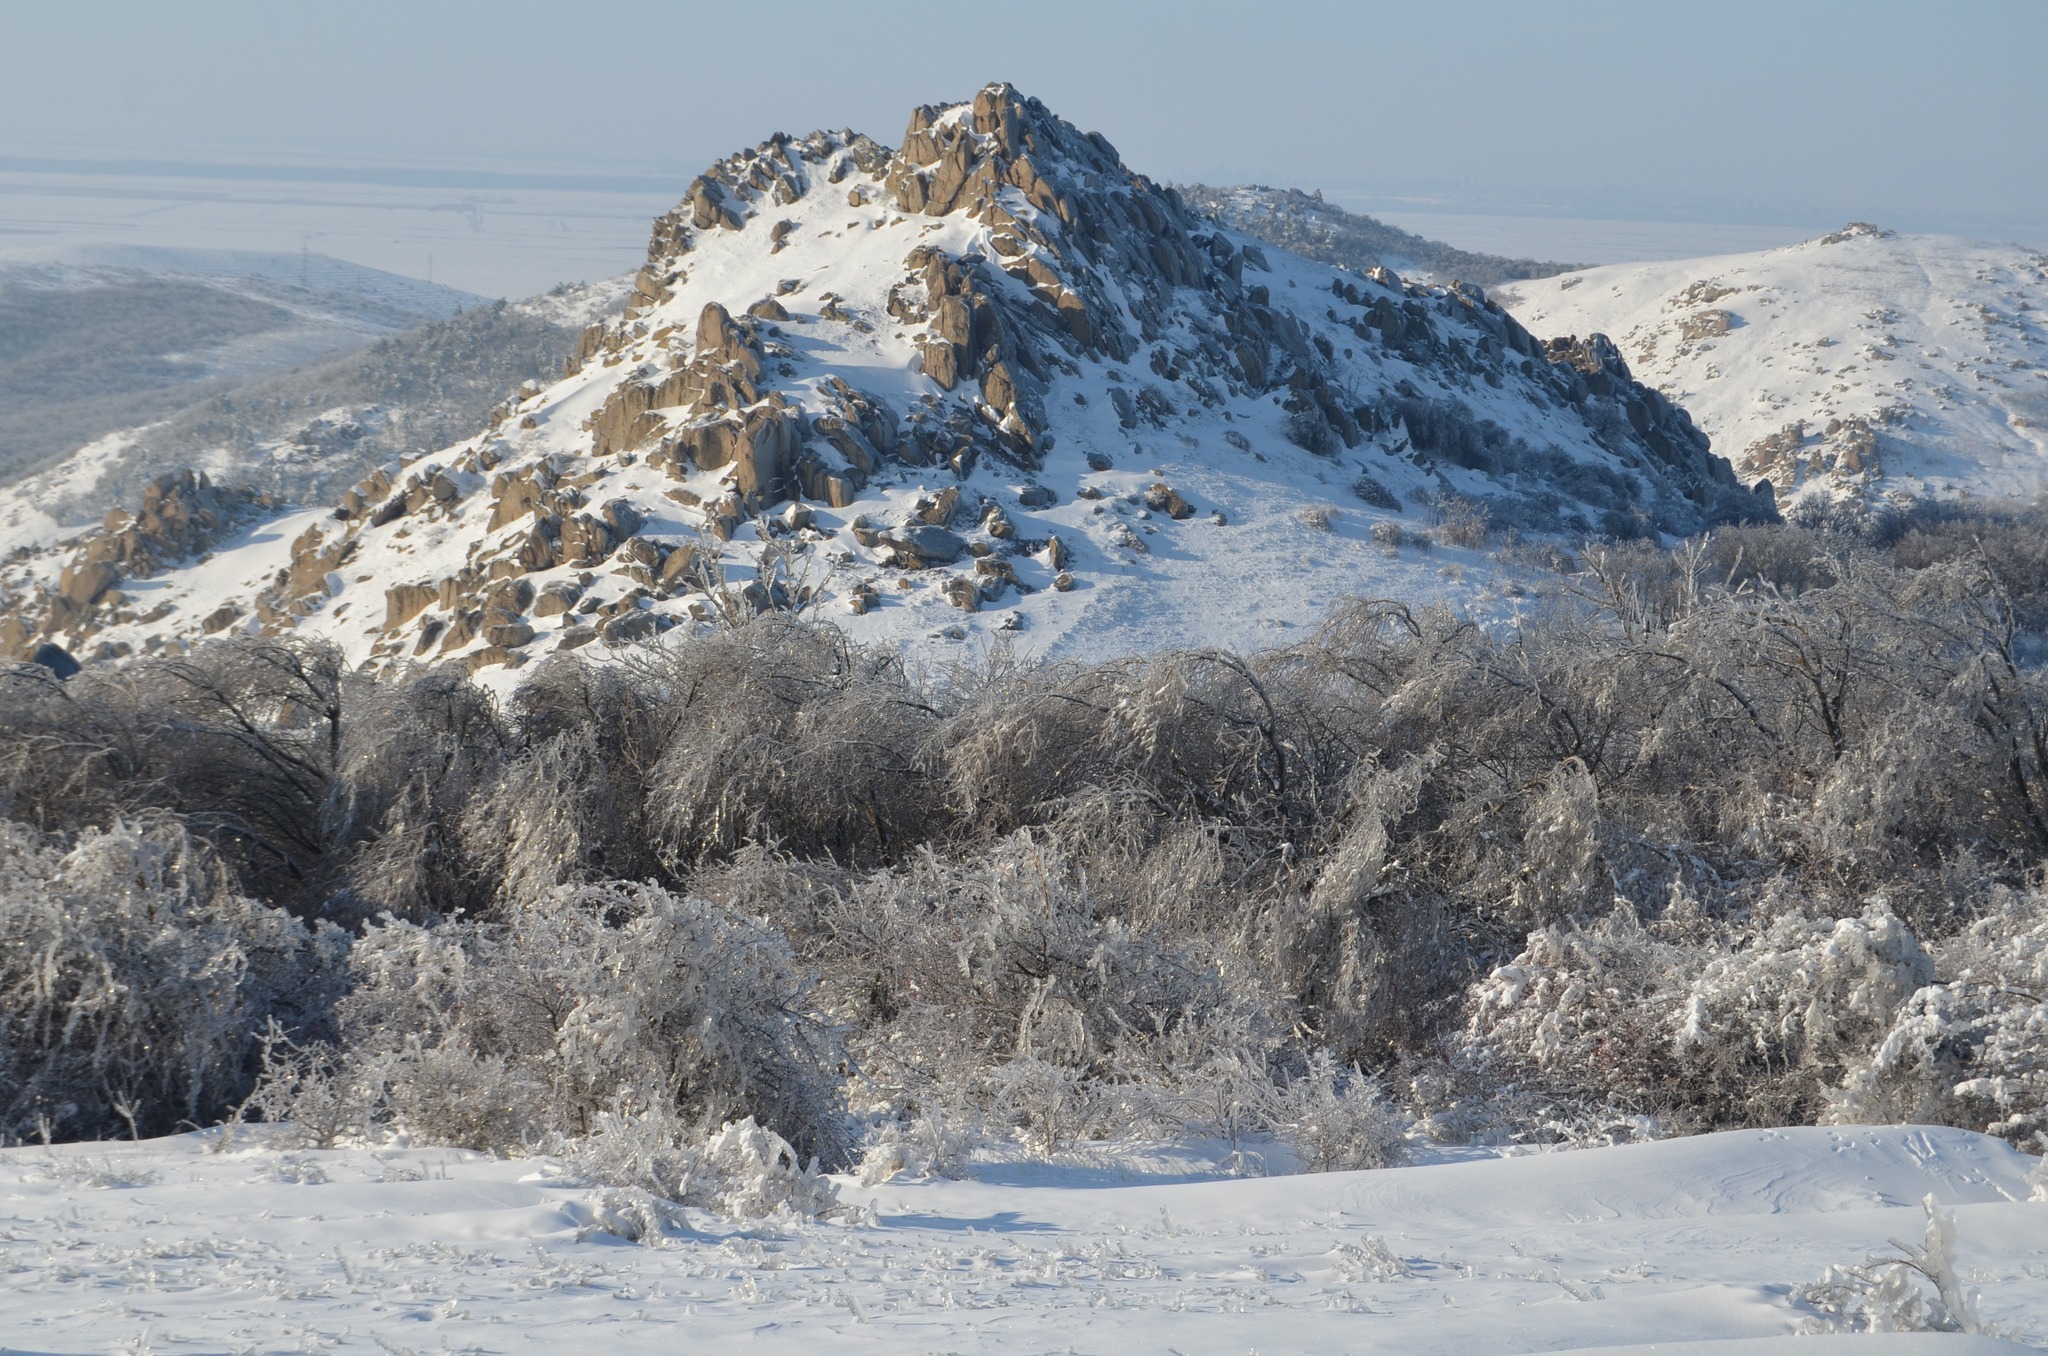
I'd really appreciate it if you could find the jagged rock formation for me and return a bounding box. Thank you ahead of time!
[0,84,1770,674]
[1497,225,2048,509]
[0,471,267,658]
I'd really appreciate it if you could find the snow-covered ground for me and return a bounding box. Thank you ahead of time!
[2,1125,2042,1353]
[1496,227,2048,506]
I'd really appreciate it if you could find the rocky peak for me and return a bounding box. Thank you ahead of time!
[0,86,1775,676]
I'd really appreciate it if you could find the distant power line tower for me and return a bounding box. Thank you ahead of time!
[300,237,310,291]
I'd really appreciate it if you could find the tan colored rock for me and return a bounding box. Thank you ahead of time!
[483,622,535,649]
[919,337,960,390]
[465,645,521,674]
[58,561,118,608]
[659,543,699,586]
[533,582,583,617]
[384,583,438,630]
[1144,483,1196,519]
[558,514,616,567]
[944,575,982,612]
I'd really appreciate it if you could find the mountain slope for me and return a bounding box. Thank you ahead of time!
[0,251,483,483]
[1494,225,2048,508]
[1183,183,1579,286]
[0,85,1769,674]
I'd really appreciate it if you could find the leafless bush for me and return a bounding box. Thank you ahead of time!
[276,880,850,1164]
[13,520,2048,1159]
[0,816,345,1142]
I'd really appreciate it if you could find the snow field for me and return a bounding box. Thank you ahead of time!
[3,1125,2043,1354]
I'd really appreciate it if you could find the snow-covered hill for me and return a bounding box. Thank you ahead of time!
[1184,183,1580,286]
[1495,225,2048,509]
[0,250,487,483]
[0,274,627,560]
[0,85,1769,675]
[3,1125,2042,1352]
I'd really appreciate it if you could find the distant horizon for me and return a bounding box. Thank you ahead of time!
[5,2,2040,273]
[1,150,2036,302]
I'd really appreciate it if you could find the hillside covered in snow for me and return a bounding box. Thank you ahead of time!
[0,249,485,485]
[1495,225,2048,510]
[0,83,1769,675]
[1183,182,1581,287]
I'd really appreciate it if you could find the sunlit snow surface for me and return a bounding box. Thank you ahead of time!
[1497,231,2048,503]
[3,1126,2043,1353]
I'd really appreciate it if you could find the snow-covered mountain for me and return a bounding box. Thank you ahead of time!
[0,84,1769,675]
[1183,183,1579,286]
[1495,225,2048,509]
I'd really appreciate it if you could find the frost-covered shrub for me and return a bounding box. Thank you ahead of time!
[565,1111,838,1226]
[1832,888,2048,1140]
[1680,902,1933,1122]
[1271,1051,1407,1173]
[0,818,345,1142]
[267,880,849,1164]
[1456,901,1936,1131]
[857,1108,973,1185]
[1796,1195,1981,1334]
[831,833,1279,1093]
[1459,909,1688,1112]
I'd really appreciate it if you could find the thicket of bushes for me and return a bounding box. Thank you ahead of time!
[4,512,2047,1189]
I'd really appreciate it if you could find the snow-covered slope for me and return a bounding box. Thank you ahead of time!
[3,1125,2042,1352]
[1495,225,2048,508]
[0,85,1769,675]
[0,274,627,561]
[1185,182,1580,286]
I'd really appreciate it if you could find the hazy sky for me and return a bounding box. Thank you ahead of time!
[5,0,2044,236]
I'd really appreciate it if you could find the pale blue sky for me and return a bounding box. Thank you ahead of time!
[5,0,2043,238]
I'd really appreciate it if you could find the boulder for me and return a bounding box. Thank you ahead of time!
[534,582,583,617]
[878,523,968,566]
[384,583,439,630]
[59,561,118,609]
[659,543,700,587]
[943,575,982,612]
[28,643,79,679]
[1144,483,1196,519]
[201,603,245,635]
[483,622,536,649]
[602,611,665,646]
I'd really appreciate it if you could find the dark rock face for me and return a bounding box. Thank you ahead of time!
[27,643,79,679]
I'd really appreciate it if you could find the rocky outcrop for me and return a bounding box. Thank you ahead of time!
[10,471,266,655]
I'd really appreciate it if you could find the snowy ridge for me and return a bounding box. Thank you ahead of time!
[2,1124,2042,1351]
[0,275,626,562]
[0,85,1767,675]
[1496,225,2048,508]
